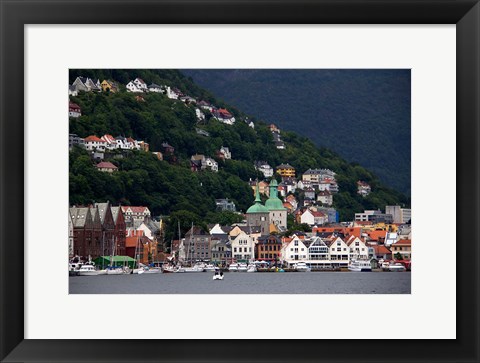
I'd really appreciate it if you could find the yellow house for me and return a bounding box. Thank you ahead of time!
[391,239,411,260]
[101,79,118,93]
[276,163,296,178]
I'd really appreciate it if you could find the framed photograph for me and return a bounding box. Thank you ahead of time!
[1,0,478,362]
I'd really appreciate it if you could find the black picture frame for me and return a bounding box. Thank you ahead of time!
[1,0,478,362]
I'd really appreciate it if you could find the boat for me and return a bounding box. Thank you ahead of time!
[237,263,248,272]
[142,266,161,274]
[174,266,186,273]
[246,263,257,273]
[78,265,99,276]
[204,264,216,272]
[106,266,125,275]
[228,263,238,272]
[184,262,205,273]
[162,264,176,273]
[348,259,372,272]
[294,262,311,272]
[213,269,224,280]
[389,262,407,272]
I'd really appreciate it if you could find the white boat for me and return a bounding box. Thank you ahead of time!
[97,269,108,275]
[142,266,161,274]
[184,262,205,273]
[389,263,406,272]
[78,265,99,276]
[106,267,125,275]
[295,262,311,272]
[174,266,186,273]
[204,264,216,272]
[246,264,257,273]
[213,269,224,280]
[237,263,248,272]
[228,263,238,272]
[133,268,145,274]
[348,260,372,272]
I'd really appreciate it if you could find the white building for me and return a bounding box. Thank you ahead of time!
[219,146,231,160]
[148,83,164,93]
[166,86,179,99]
[346,236,370,260]
[126,81,143,93]
[230,231,255,262]
[317,190,333,206]
[282,236,309,265]
[307,237,329,262]
[255,162,273,178]
[83,135,106,151]
[195,108,206,122]
[328,236,350,266]
[133,78,148,91]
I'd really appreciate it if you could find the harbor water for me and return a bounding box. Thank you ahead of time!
[69,271,411,294]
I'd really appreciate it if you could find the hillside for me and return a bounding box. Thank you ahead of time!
[69,69,410,239]
[181,69,411,195]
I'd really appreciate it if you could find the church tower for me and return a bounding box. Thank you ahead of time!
[246,184,270,235]
[265,179,287,229]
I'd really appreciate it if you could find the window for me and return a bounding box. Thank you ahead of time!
[294,241,298,246]
[234,247,237,253]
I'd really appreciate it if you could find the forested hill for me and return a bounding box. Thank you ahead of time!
[181,69,411,196]
[69,69,410,236]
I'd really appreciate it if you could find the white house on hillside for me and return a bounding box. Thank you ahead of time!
[126,81,143,93]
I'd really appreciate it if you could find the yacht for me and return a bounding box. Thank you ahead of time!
[228,263,238,272]
[237,263,248,272]
[184,263,205,273]
[294,262,311,272]
[348,260,372,272]
[389,263,406,272]
[246,263,257,273]
[204,264,216,272]
[78,265,99,276]
[106,266,125,275]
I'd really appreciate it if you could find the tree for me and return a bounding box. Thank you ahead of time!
[394,252,403,260]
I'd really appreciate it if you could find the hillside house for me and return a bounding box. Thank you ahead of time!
[148,83,163,93]
[100,80,119,93]
[69,134,85,150]
[69,102,82,118]
[133,78,148,91]
[96,161,118,173]
[213,108,235,125]
[198,100,213,112]
[126,81,143,93]
[84,136,106,151]
[254,161,273,178]
[276,163,295,178]
[317,190,333,206]
[357,181,371,197]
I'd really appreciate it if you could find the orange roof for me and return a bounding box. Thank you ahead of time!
[372,245,391,254]
[121,206,148,213]
[96,161,117,169]
[368,230,387,241]
[393,239,411,246]
[84,135,104,142]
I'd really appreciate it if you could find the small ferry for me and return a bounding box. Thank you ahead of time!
[348,260,372,272]
[295,262,311,272]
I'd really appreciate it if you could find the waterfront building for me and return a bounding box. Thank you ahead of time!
[391,239,411,260]
[94,202,115,256]
[230,230,255,262]
[184,226,211,262]
[110,206,126,256]
[256,235,283,263]
[210,235,231,265]
[346,236,370,261]
[281,235,309,266]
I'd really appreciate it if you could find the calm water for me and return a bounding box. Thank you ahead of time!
[69,271,411,294]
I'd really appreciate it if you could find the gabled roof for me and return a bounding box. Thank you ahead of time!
[84,135,104,142]
[96,161,118,169]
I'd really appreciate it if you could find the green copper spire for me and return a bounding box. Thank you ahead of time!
[265,178,286,211]
[246,182,269,214]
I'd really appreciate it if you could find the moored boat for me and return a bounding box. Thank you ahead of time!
[389,262,406,272]
[294,262,311,272]
[237,263,248,272]
[78,265,99,276]
[246,263,257,273]
[348,260,372,272]
[228,263,238,272]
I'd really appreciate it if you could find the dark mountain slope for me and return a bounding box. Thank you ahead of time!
[181,69,411,195]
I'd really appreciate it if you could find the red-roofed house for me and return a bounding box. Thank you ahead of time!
[125,230,151,264]
[213,108,235,125]
[317,190,333,206]
[300,209,327,226]
[370,244,391,260]
[84,135,106,151]
[96,161,118,173]
[69,102,81,118]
